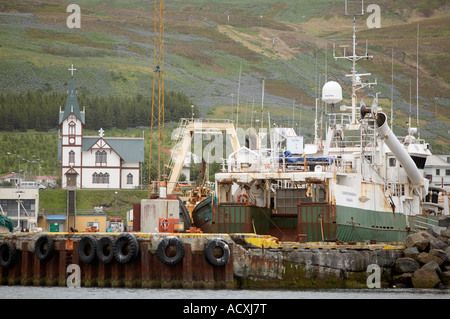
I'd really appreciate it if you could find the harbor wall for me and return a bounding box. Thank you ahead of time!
[1,224,449,289]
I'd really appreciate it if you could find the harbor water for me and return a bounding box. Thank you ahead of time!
[1,286,448,299]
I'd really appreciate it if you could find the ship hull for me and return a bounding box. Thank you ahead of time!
[194,197,440,243]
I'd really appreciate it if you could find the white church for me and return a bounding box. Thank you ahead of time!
[58,65,144,189]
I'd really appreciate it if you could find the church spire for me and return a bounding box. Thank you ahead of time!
[59,64,85,125]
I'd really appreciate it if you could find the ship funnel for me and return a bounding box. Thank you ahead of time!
[376,112,423,187]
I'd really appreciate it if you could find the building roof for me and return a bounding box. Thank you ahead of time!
[425,155,450,168]
[82,137,144,163]
[59,76,85,125]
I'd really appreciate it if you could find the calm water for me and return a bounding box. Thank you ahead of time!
[0,286,448,299]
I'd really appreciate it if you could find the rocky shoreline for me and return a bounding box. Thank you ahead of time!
[394,221,450,289]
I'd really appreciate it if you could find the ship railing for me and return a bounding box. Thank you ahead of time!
[411,215,439,230]
[327,113,353,126]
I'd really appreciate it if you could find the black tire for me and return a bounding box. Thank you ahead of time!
[0,242,17,269]
[97,236,114,264]
[204,238,230,267]
[35,234,55,262]
[156,236,185,266]
[113,233,139,264]
[78,235,98,264]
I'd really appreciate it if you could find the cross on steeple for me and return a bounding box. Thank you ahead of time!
[68,64,77,77]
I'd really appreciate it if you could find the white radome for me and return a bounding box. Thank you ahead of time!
[322,81,343,104]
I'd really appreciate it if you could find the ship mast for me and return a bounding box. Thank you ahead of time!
[333,14,376,127]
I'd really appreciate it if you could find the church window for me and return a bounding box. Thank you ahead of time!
[127,173,133,184]
[69,121,76,136]
[96,150,107,165]
[92,173,98,184]
[69,150,75,164]
[104,173,109,184]
[99,173,104,184]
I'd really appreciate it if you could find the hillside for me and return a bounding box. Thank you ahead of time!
[0,0,449,155]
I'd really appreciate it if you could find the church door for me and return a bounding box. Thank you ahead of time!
[66,173,77,187]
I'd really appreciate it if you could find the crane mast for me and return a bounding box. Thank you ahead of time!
[148,0,165,198]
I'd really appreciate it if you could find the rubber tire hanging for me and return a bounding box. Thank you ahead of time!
[97,236,114,264]
[204,238,230,267]
[156,236,185,266]
[35,234,55,262]
[77,235,98,264]
[113,233,139,264]
[0,242,17,269]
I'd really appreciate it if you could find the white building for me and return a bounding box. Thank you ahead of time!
[424,155,450,190]
[58,66,144,189]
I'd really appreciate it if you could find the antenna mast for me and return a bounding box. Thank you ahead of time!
[334,1,376,126]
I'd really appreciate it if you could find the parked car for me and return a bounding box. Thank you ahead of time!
[19,181,46,190]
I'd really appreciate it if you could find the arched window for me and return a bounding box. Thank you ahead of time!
[92,173,98,183]
[104,173,109,184]
[68,121,76,136]
[69,150,75,164]
[99,173,104,184]
[96,150,107,165]
[127,173,133,184]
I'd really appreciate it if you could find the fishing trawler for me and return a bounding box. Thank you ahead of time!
[190,17,448,243]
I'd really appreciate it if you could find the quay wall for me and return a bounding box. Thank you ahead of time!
[1,227,449,289]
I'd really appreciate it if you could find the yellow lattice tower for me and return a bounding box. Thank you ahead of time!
[148,0,165,198]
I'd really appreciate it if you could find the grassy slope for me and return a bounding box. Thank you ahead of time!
[39,189,148,219]
[0,0,448,152]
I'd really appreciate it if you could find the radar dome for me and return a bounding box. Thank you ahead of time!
[322,81,342,104]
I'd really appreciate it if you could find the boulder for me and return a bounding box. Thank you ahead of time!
[427,226,446,238]
[442,229,450,238]
[405,233,429,251]
[417,252,433,265]
[394,257,420,274]
[421,260,442,276]
[438,216,450,228]
[442,271,450,286]
[393,273,412,288]
[412,269,441,288]
[429,249,447,265]
[445,246,450,263]
[404,247,419,259]
[429,237,447,251]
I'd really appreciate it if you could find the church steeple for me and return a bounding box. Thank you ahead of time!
[59,64,85,125]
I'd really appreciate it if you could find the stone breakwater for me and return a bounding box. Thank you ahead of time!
[394,223,450,289]
[233,217,450,289]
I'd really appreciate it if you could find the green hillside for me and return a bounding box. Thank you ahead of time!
[0,0,449,163]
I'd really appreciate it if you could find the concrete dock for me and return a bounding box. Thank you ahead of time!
[0,232,417,289]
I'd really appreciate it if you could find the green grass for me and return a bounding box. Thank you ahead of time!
[39,189,148,219]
